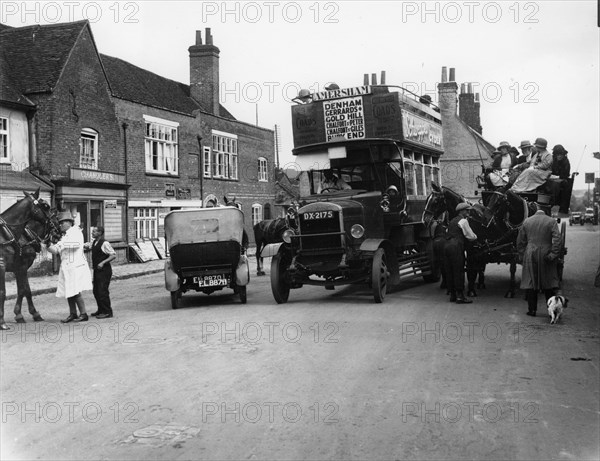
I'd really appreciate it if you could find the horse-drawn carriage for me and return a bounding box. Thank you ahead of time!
[163,207,250,309]
[424,166,573,297]
[477,169,575,284]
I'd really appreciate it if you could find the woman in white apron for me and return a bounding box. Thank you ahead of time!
[47,211,93,323]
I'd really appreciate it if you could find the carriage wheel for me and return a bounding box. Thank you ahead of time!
[422,239,441,283]
[557,221,567,282]
[238,286,247,304]
[372,248,388,303]
[170,290,180,309]
[271,253,290,304]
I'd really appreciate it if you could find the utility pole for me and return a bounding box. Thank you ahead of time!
[274,124,281,169]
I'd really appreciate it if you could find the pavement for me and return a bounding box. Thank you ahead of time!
[5,245,262,300]
[5,258,166,300]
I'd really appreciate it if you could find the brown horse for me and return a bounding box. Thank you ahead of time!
[423,184,489,296]
[253,218,289,276]
[222,196,249,251]
[10,208,61,324]
[0,190,58,330]
[252,202,300,276]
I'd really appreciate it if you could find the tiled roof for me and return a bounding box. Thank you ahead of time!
[467,125,495,156]
[101,54,235,120]
[0,21,87,94]
[0,53,35,107]
[0,20,236,119]
[0,169,53,192]
[100,54,201,116]
[218,104,235,120]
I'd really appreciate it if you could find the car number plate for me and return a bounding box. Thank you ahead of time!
[303,211,333,220]
[193,275,229,287]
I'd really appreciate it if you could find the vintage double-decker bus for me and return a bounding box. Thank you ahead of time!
[269,82,444,303]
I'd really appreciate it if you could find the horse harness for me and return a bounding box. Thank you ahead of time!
[0,215,54,257]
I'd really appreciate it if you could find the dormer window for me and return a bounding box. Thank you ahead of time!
[80,128,98,169]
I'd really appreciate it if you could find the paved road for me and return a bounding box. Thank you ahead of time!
[1,225,598,460]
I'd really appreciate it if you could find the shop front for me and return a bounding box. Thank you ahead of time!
[54,167,129,262]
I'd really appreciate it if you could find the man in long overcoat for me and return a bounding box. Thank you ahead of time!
[516,209,561,316]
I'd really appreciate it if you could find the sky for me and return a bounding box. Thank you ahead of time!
[2,0,599,189]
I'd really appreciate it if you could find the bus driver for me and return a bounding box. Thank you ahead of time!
[318,169,351,193]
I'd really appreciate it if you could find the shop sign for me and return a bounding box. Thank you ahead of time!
[165,183,175,197]
[70,167,125,184]
[177,188,191,200]
[104,200,117,209]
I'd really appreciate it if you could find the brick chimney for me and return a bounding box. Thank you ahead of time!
[459,82,482,134]
[189,28,220,115]
[437,66,458,116]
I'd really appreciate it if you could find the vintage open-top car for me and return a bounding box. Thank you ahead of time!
[163,207,249,308]
[584,207,596,224]
[569,211,583,226]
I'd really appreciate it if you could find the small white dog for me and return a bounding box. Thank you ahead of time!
[547,295,568,324]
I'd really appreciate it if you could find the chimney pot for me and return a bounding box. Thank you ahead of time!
[189,29,220,115]
[441,66,447,83]
[371,73,377,85]
[467,82,473,94]
[461,83,466,94]
[364,73,369,86]
[380,70,386,85]
[449,68,455,82]
[475,93,480,103]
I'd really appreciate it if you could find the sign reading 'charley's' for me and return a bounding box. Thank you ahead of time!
[70,167,126,184]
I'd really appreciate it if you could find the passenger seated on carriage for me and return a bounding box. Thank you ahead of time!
[515,140,534,166]
[486,142,517,189]
[318,169,351,193]
[545,144,572,216]
[509,137,553,193]
[504,140,536,187]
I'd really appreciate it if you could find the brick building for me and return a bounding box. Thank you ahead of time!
[0,26,59,211]
[437,66,495,200]
[0,21,276,260]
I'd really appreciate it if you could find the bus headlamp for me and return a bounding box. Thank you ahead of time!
[282,229,295,244]
[350,224,365,239]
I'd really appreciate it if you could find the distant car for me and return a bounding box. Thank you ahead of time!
[584,208,596,224]
[569,212,583,226]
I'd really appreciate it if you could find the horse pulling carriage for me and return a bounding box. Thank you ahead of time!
[425,169,572,298]
[163,207,250,309]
